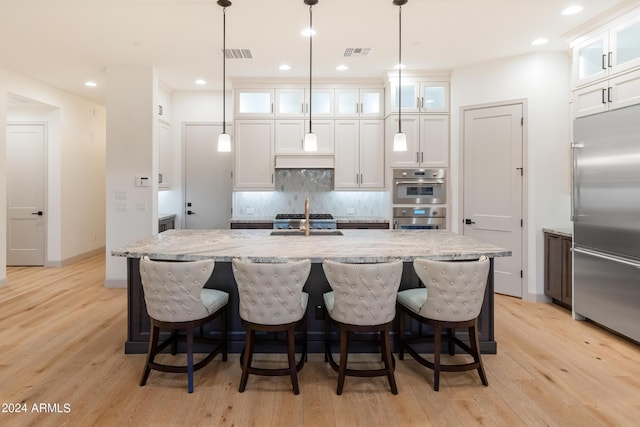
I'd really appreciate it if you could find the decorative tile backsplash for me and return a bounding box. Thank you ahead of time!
[233,169,389,217]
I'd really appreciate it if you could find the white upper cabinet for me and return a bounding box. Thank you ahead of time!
[158,121,171,189]
[388,80,450,114]
[387,114,449,168]
[234,120,275,190]
[275,88,333,118]
[573,12,640,87]
[157,88,171,124]
[335,88,384,118]
[275,119,334,154]
[235,89,274,117]
[573,68,640,117]
[334,119,384,189]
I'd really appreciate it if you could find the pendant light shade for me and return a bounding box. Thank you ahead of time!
[393,0,408,152]
[303,0,318,152]
[217,0,232,152]
[217,133,231,152]
[303,132,318,152]
[393,132,407,152]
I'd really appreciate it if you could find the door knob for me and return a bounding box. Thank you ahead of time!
[31,211,43,216]
[465,218,475,225]
[186,210,196,215]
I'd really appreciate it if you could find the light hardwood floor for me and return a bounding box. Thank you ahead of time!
[1,254,640,427]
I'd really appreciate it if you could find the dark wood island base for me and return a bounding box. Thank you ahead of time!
[125,258,497,355]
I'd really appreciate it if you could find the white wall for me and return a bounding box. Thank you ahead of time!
[0,67,106,286]
[104,66,158,287]
[450,52,572,300]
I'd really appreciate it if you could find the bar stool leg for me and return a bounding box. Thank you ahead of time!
[239,329,254,393]
[287,327,300,395]
[336,329,349,395]
[186,327,195,393]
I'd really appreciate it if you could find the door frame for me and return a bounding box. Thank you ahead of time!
[6,121,49,266]
[457,99,528,299]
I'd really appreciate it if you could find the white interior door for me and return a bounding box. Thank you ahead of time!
[7,124,46,266]
[463,104,523,297]
[184,123,233,229]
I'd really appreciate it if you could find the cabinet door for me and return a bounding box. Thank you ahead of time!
[335,89,359,118]
[235,89,274,117]
[389,81,420,113]
[306,119,335,153]
[573,32,609,86]
[158,121,171,189]
[306,89,333,117]
[334,120,360,189]
[610,14,640,76]
[158,88,171,124]
[359,120,385,189]
[573,82,609,118]
[562,236,573,306]
[419,115,449,167]
[360,88,384,118]
[609,69,640,111]
[388,114,420,168]
[420,82,449,113]
[544,233,563,301]
[234,120,274,190]
[276,89,305,117]
[275,120,305,153]
[335,88,383,118]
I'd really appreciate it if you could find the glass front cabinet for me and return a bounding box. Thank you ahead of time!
[387,80,449,114]
[573,12,640,87]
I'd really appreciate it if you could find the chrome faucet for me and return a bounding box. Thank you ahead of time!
[302,197,310,237]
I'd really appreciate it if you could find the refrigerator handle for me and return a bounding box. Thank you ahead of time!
[574,247,640,269]
[570,142,583,222]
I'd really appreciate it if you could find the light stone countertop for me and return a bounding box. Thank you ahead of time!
[112,229,510,263]
[542,227,573,238]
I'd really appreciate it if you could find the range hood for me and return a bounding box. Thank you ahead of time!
[275,154,334,169]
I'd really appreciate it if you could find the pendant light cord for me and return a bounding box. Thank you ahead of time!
[308,5,313,134]
[398,5,402,133]
[222,7,227,135]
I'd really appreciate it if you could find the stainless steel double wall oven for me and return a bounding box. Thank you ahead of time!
[392,168,447,230]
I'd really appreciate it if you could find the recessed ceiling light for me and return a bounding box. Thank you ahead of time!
[301,28,316,37]
[279,64,291,71]
[562,5,584,16]
[195,79,206,85]
[336,65,348,71]
[85,81,97,87]
[531,38,549,46]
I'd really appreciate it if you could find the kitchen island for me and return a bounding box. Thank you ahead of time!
[113,229,510,354]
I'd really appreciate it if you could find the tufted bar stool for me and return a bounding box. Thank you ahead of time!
[397,256,490,391]
[322,259,403,395]
[232,258,311,395]
[139,256,228,393]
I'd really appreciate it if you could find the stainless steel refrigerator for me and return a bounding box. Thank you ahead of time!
[572,103,640,343]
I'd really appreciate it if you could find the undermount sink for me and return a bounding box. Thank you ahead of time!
[270,230,344,236]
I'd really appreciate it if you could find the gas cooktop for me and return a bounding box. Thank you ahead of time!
[275,213,334,220]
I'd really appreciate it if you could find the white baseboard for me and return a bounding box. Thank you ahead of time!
[104,278,127,289]
[45,247,105,267]
[0,277,7,289]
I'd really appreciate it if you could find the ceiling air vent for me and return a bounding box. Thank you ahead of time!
[222,49,255,59]
[343,48,372,57]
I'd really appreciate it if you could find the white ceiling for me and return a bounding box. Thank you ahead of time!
[1,0,639,105]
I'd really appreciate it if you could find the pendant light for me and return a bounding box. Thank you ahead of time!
[303,0,318,152]
[217,0,232,152]
[393,0,408,152]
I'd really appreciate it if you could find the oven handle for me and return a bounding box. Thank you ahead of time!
[395,179,445,185]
